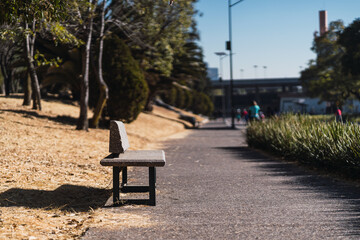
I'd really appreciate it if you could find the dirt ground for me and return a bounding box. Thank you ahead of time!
[0,95,202,239]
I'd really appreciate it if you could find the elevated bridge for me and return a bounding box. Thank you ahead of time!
[211,77,302,117]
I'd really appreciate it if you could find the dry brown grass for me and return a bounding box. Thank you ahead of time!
[0,95,195,239]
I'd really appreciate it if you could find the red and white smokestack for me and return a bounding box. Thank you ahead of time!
[319,10,328,36]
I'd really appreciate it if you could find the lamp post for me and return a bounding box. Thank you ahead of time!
[228,0,245,129]
[263,66,267,78]
[253,65,258,78]
[215,52,227,79]
[215,52,228,121]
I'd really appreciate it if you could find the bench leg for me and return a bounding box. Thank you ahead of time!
[122,167,127,186]
[113,166,120,204]
[112,166,157,206]
[149,167,156,206]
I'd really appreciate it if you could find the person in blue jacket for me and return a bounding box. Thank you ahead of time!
[249,100,260,121]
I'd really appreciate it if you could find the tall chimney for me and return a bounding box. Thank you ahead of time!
[319,10,328,36]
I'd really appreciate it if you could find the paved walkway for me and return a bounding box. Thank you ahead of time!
[84,121,360,239]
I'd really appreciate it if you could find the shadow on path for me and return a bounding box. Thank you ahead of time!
[194,121,240,131]
[193,127,236,130]
[0,184,110,212]
[216,146,360,235]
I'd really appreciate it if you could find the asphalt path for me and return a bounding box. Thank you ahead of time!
[83,120,360,239]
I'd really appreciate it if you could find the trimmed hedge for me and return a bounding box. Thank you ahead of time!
[160,87,213,116]
[246,114,360,178]
[191,91,213,116]
[102,35,149,123]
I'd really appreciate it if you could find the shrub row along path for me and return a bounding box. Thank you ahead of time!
[83,120,360,239]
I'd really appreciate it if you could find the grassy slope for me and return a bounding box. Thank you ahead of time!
[0,95,195,239]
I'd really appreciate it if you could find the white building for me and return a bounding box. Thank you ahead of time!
[280,95,360,114]
[280,96,327,114]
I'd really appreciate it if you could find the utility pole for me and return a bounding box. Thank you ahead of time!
[263,66,267,78]
[228,0,245,129]
[215,52,228,121]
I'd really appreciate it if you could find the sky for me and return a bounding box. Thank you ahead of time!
[195,0,360,80]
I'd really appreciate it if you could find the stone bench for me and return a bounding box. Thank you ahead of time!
[100,121,166,206]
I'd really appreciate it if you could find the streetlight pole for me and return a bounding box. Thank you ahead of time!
[228,0,245,129]
[263,66,267,78]
[253,65,258,78]
[215,52,227,79]
[215,52,228,121]
[240,69,244,79]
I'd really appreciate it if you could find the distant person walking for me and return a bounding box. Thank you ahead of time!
[335,107,343,123]
[249,101,260,122]
[241,108,249,124]
[236,109,241,122]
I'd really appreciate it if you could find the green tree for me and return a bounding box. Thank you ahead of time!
[110,0,197,110]
[49,0,97,130]
[175,87,185,108]
[73,0,143,128]
[76,0,96,130]
[41,48,82,99]
[0,0,70,110]
[338,18,360,100]
[89,0,109,128]
[300,20,354,105]
[172,23,210,94]
[183,89,193,110]
[102,35,148,123]
[164,21,213,114]
[191,91,214,116]
[0,24,17,96]
[160,86,177,106]
[339,18,360,76]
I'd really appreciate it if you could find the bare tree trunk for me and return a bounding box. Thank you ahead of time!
[25,20,42,110]
[0,81,4,95]
[77,48,90,130]
[23,71,32,106]
[0,60,9,96]
[11,68,19,93]
[0,53,12,96]
[0,64,4,95]
[5,72,11,95]
[90,0,109,128]
[144,89,157,112]
[76,1,94,131]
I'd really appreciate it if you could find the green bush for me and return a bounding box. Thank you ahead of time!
[192,91,214,116]
[202,93,214,116]
[247,114,360,178]
[102,35,149,123]
[175,87,185,109]
[160,87,213,116]
[183,90,193,110]
[159,87,176,106]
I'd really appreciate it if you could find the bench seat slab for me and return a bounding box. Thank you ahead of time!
[100,150,166,167]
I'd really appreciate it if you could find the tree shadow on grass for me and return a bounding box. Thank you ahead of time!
[2,109,77,127]
[215,146,360,237]
[0,184,110,212]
